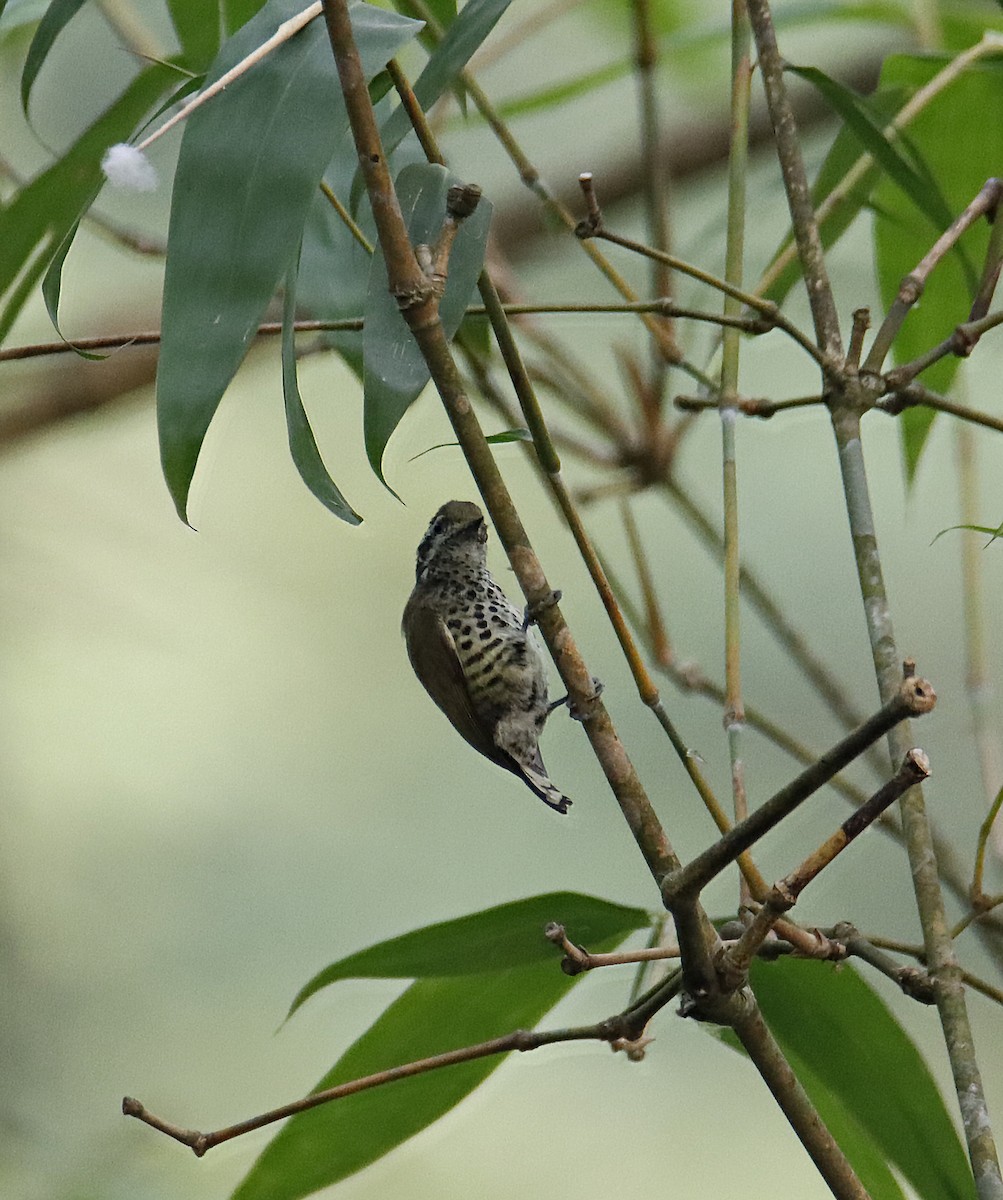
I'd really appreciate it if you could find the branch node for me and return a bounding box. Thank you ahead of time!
[899,671,936,716]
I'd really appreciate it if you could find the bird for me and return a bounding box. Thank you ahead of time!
[402,500,571,813]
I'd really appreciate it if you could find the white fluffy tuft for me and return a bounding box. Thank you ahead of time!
[101,144,159,192]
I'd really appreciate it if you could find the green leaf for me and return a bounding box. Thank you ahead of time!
[236,970,566,1200]
[932,522,1003,547]
[237,895,650,1200]
[786,65,956,237]
[760,86,904,306]
[167,0,222,72]
[752,959,974,1200]
[0,64,175,344]
[288,891,649,1017]
[379,0,513,159]
[296,180,371,379]
[408,427,531,461]
[872,55,1003,479]
[20,0,87,114]
[40,213,109,359]
[156,0,421,523]
[363,162,492,488]
[281,253,362,524]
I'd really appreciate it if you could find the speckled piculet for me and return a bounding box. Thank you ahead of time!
[403,500,571,813]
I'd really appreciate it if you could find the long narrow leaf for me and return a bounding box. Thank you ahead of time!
[363,161,491,488]
[237,893,649,1200]
[157,0,421,523]
[281,254,362,523]
[20,0,87,114]
[787,65,957,236]
[40,213,108,359]
[288,891,649,1016]
[378,0,512,158]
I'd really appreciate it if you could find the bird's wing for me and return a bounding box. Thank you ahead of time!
[402,595,501,763]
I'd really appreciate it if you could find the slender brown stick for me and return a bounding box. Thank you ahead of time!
[724,749,931,975]
[863,179,1003,375]
[663,670,936,903]
[733,1007,870,1200]
[122,1021,622,1156]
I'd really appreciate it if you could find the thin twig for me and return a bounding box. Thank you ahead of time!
[723,750,931,976]
[663,669,936,904]
[864,179,1003,376]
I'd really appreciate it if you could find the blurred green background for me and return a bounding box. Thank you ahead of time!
[2,2,1002,1198]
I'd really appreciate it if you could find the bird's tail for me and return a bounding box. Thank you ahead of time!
[519,754,572,814]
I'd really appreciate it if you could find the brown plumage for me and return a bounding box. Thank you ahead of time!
[402,500,570,813]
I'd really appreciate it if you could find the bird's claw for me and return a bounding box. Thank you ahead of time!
[523,589,562,630]
[549,677,604,721]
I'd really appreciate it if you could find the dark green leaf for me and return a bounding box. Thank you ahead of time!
[873,55,1003,479]
[0,64,175,344]
[281,254,362,523]
[20,0,87,114]
[156,0,421,523]
[363,162,492,488]
[379,0,513,159]
[752,959,974,1200]
[237,967,583,1200]
[239,895,649,1200]
[786,65,955,236]
[40,213,108,359]
[760,87,903,305]
[288,891,649,1017]
[167,0,222,72]
[408,427,531,461]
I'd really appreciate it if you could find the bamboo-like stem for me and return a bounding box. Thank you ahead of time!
[720,4,752,912]
[874,378,1003,435]
[575,214,827,367]
[121,1012,645,1156]
[967,787,1003,917]
[724,750,931,975]
[630,0,675,389]
[746,2,1003,1192]
[956,426,1003,862]
[747,0,841,361]
[399,0,680,363]
[663,481,887,777]
[831,270,1003,1200]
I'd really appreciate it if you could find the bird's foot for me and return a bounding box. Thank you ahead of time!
[549,677,604,721]
[522,589,562,631]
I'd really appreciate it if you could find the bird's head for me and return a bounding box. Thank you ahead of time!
[415,500,488,580]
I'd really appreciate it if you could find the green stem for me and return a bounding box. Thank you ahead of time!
[721,3,751,872]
